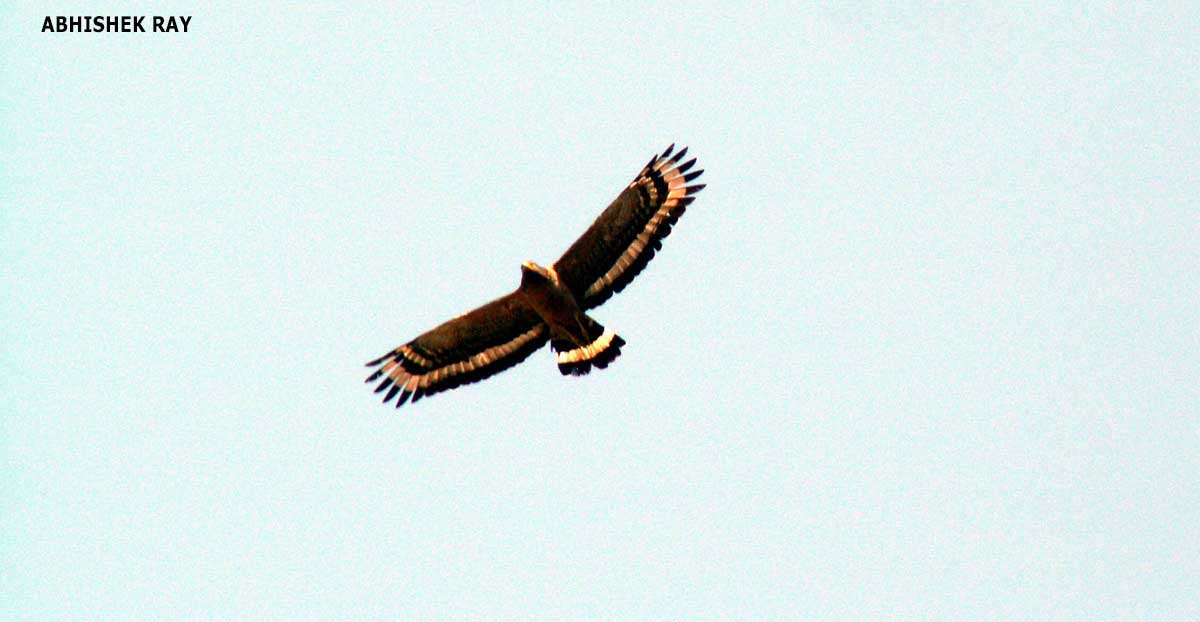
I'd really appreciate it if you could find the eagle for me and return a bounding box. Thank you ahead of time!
[365,145,705,407]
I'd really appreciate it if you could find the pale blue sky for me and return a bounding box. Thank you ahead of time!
[3,3,1198,620]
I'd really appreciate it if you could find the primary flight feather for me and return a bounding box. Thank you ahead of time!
[365,145,705,407]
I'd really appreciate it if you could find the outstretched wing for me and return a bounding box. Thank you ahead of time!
[553,144,705,309]
[365,292,548,407]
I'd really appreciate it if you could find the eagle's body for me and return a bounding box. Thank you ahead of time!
[519,261,626,374]
[366,145,704,407]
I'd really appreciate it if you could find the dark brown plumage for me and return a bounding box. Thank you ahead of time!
[365,145,705,407]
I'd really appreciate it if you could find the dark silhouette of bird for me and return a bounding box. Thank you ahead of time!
[365,145,705,407]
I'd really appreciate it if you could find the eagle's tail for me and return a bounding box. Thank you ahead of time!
[552,315,625,376]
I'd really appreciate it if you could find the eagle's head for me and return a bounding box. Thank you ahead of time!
[521,261,560,286]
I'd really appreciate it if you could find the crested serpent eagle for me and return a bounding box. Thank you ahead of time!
[365,145,705,407]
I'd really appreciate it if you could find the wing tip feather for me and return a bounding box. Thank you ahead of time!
[365,352,394,367]
[374,376,395,394]
[383,384,402,404]
[395,389,412,408]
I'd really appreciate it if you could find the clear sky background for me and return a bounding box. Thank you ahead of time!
[2,3,1197,620]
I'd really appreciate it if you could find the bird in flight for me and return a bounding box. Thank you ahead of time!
[365,145,705,407]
